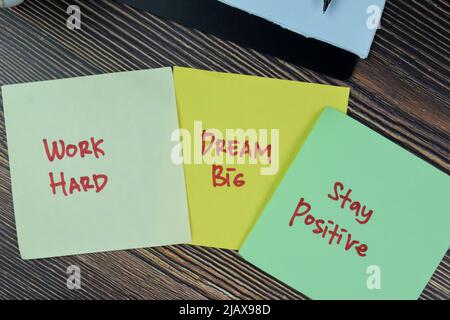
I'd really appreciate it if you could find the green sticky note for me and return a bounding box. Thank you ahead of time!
[2,68,191,259]
[240,108,450,300]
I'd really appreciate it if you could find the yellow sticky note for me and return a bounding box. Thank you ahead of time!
[174,67,349,250]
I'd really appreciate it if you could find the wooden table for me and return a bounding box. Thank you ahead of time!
[0,0,448,300]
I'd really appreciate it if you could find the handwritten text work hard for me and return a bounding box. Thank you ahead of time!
[43,138,108,196]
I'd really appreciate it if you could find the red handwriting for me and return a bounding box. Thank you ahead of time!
[49,172,108,196]
[202,130,272,163]
[289,196,369,258]
[44,138,108,196]
[43,138,105,162]
[212,165,245,188]
[328,181,374,225]
[203,130,262,188]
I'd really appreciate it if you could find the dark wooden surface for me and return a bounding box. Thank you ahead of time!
[0,0,448,300]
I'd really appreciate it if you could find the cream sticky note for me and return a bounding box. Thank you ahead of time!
[173,67,349,250]
[2,68,191,259]
[240,108,450,299]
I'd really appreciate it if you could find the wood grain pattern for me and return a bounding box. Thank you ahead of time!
[0,0,448,300]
